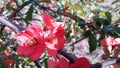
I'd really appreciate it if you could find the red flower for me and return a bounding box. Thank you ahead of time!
[6,59,14,66]
[48,58,58,68]
[100,37,114,46]
[16,25,45,61]
[70,57,90,68]
[44,24,66,56]
[42,12,66,56]
[48,58,69,68]
[48,57,90,68]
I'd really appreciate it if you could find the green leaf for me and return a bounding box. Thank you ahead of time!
[102,25,112,32]
[85,30,97,53]
[0,46,3,52]
[113,27,120,36]
[40,57,48,68]
[30,65,36,68]
[25,5,34,21]
[98,34,105,46]
[0,31,4,41]
[26,60,35,66]
[94,17,109,26]
[21,63,26,68]
[65,30,71,38]
[78,17,86,28]
[98,12,105,17]
[9,53,16,58]
[84,30,91,37]
[102,25,114,36]
[70,5,86,16]
[105,12,112,23]
[24,19,30,26]
[69,46,75,51]
[15,58,20,68]
[98,34,105,41]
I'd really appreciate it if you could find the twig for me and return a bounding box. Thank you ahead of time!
[9,1,32,20]
[59,48,78,63]
[91,58,120,68]
[13,0,19,7]
[14,18,41,21]
[68,36,87,46]
[111,18,120,27]
[0,1,31,32]
[38,4,120,37]
[37,4,79,21]
[0,17,19,33]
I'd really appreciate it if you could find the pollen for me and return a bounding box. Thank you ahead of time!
[52,38,57,44]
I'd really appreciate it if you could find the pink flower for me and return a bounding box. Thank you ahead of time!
[113,38,120,47]
[42,12,54,30]
[42,12,66,56]
[16,25,45,61]
[100,37,114,46]
[5,50,13,56]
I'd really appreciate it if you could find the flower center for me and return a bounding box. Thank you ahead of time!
[28,38,38,46]
[52,38,57,44]
[48,37,57,44]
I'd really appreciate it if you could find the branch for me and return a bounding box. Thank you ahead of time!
[67,36,87,46]
[59,48,77,63]
[91,58,120,68]
[37,4,79,21]
[0,17,19,33]
[2,17,120,68]
[38,4,120,37]
[9,1,32,20]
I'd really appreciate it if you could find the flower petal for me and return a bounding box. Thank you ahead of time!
[100,37,114,46]
[46,47,58,56]
[55,36,65,50]
[74,57,90,68]
[58,58,69,68]
[29,44,45,60]
[17,45,34,56]
[48,58,57,68]
[113,38,120,47]
[16,25,44,61]
[42,12,54,29]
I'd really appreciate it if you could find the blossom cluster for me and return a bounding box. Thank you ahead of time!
[16,12,66,60]
[100,37,120,47]
[100,37,120,58]
[16,12,90,68]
